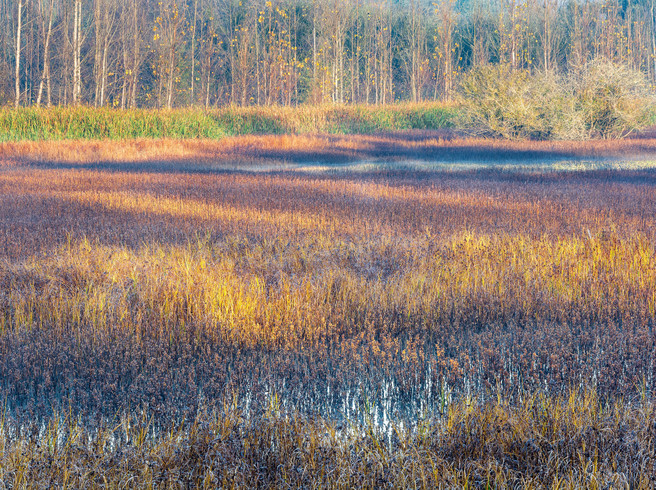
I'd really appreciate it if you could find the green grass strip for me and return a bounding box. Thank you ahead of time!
[0,104,457,142]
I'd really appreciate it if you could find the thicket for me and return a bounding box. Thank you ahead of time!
[0,103,455,141]
[459,58,656,140]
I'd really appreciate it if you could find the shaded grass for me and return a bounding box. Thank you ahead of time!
[1,389,654,488]
[0,104,456,142]
[5,133,656,171]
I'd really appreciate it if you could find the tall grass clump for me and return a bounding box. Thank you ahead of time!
[0,107,228,141]
[0,103,456,142]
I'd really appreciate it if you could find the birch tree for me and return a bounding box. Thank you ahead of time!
[72,0,82,104]
[15,0,26,107]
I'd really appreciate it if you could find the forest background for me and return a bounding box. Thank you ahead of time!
[2,0,656,110]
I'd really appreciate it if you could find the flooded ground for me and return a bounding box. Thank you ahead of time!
[1,141,656,435]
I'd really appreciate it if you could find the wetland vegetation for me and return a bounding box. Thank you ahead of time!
[1,135,656,486]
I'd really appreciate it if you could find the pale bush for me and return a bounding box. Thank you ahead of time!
[458,64,540,139]
[570,58,654,138]
[459,58,655,140]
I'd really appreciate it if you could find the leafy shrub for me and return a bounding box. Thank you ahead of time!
[459,58,655,140]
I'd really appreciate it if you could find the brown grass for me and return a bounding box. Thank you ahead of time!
[1,134,656,485]
[1,390,655,487]
[4,131,656,167]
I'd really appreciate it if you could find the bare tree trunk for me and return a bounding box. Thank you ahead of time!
[626,0,632,67]
[350,2,357,104]
[410,0,417,102]
[229,3,235,105]
[94,0,116,107]
[15,0,24,107]
[166,42,175,109]
[190,0,198,105]
[339,22,344,104]
[254,6,259,105]
[100,35,108,105]
[364,10,371,103]
[387,12,392,103]
[72,0,82,105]
[510,0,517,71]
[543,0,551,71]
[205,66,211,108]
[652,0,656,80]
[62,0,71,105]
[293,7,298,105]
[263,5,270,105]
[36,0,54,107]
[571,3,580,66]
[436,0,454,101]
[130,0,139,108]
[94,0,101,105]
[120,6,128,109]
[312,0,317,103]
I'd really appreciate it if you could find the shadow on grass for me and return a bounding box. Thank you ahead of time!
[6,131,656,172]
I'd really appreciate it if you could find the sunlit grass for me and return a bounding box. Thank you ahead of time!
[1,137,656,485]
[4,229,655,344]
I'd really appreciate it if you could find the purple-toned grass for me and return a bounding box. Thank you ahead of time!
[1,136,656,485]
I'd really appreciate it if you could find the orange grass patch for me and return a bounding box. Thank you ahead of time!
[4,132,656,166]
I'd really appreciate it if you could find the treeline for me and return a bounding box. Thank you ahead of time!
[2,0,656,109]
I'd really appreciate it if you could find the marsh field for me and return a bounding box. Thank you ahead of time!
[2,132,656,487]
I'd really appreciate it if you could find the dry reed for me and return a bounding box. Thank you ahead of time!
[1,136,655,486]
